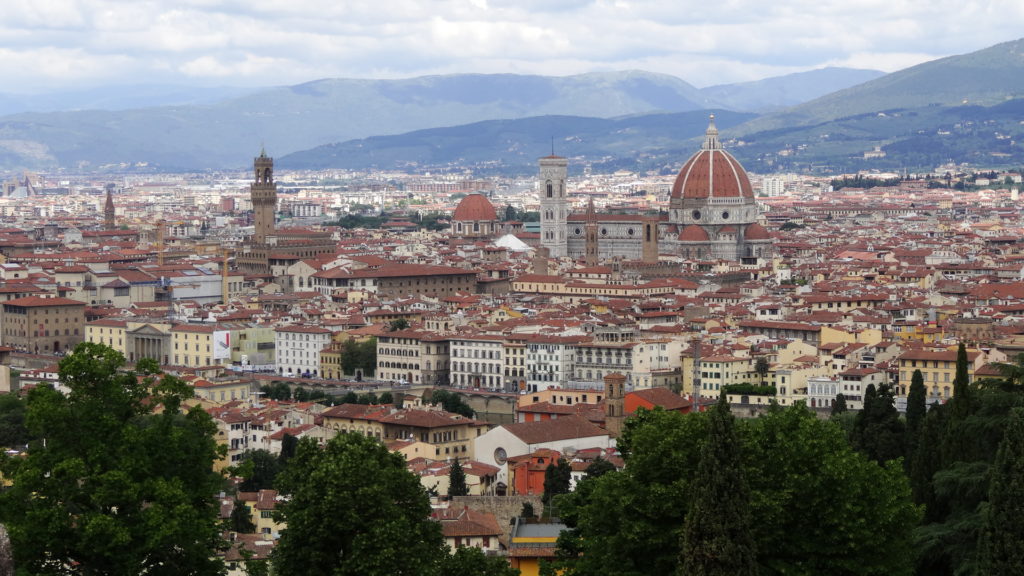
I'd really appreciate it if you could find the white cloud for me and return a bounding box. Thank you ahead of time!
[0,0,1021,91]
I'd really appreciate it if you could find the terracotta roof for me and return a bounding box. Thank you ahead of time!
[452,193,498,222]
[678,224,710,242]
[2,295,84,307]
[502,415,608,445]
[432,506,503,538]
[745,222,771,240]
[627,387,692,411]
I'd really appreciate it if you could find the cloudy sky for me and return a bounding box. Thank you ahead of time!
[3,0,1022,92]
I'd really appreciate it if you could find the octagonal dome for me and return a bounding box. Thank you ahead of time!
[671,115,754,201]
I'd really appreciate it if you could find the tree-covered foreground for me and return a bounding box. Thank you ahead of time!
[3,342,1024,575]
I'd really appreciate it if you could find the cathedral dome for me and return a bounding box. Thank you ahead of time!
[671,115,753,201]
[453,193,497,221]
[745,222,771,240]
[678,224,710,242]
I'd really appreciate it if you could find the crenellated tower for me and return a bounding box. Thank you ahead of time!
[251,149,277,244]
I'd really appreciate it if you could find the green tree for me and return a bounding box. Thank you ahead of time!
[0,393,29,448]
[830,393,847,416]
[679,397,757,576]
[978,408,1024,572]
[754,357,770,387]
[992,351,1024,389]
[853,384,906,464]
[746,403,919,576]
[909,406,947,518]
[941,343,979,468]
[428,389,475,419]
[913,380,1024,575]
[448,459,469,497]
[388,318,410,332]
[443,545,521,576]
[341,338,377,379]
[905,369,927,463]
[0,343,225,575]
[341,390,359,404]
[584,456,616,479]
[379,391,394,405]
[273,433,445,575]
[542,458,572,511]
[520,502,536,519]
[235,449,281,492]
[230,500,256,533]
[279,433,299,465]
[553,404,920,576]
[906,369,927,433]
[261,381,292,401]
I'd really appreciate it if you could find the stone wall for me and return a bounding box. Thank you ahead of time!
[451,495,544,544]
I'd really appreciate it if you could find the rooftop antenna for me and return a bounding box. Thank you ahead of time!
[551,136,555,157]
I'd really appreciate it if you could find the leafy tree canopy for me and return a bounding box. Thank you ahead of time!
[553,404,920,576]
[0,342,226,576]
[273,433,446,575]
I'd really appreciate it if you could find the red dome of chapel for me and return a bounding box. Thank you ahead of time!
[453,193,497,221]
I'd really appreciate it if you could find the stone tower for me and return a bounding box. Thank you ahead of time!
[539,155,568,258]
[642,217,658,263]
[603,372,626,438]
[251,149,277,244]
[103,183,116,231]
[584,197,599,266]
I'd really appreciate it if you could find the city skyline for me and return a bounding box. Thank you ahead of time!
[2,0,1022,92]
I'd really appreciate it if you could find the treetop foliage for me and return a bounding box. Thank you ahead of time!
[553,404,920,576]
[0,342,226,576]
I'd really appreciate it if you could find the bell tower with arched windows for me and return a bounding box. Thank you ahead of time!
[539,155,568,258]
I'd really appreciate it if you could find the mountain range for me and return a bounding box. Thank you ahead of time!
[2,37,1024,174]
[0,68,874,172]
[285,38,1024,175]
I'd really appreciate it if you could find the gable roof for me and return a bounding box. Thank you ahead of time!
[502,415,608,445]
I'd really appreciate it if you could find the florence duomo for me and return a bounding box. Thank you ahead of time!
[453,114,774,265]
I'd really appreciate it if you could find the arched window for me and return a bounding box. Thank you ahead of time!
[546,180,553,197]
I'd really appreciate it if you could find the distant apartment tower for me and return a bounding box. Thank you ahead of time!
[761,177,786,198]
[539,155,568,258]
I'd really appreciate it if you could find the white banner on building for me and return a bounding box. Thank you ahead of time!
[213,330,232,360]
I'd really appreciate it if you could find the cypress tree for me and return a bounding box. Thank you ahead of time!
[950,342,973,417]
[906,369,927,436]
[542,458,572,510]
[448,459,469,497]
[942,342,977,465]
[905,369,927,466]
[830,393,847,416]
[679,396,758,576]
[978,408,1024,572]
[910,406,948,520]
